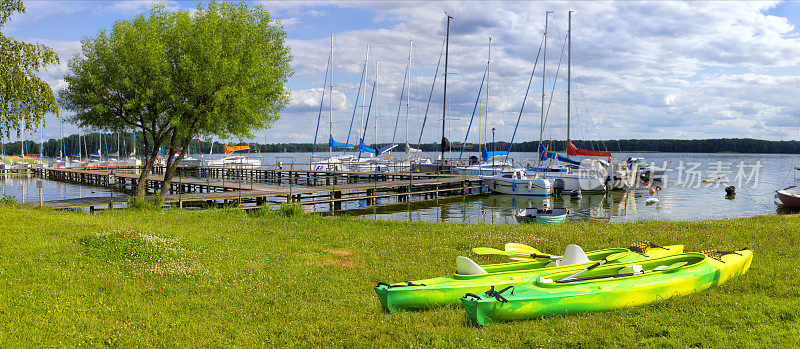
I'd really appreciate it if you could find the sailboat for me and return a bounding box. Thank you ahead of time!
[455,38,518,176]
[208,144,261,167]
[523,11,608,193]
[179,138,202,167]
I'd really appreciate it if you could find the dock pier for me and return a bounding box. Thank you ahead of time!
[31,166,485,212]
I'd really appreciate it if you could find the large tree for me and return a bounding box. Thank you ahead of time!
[0,0,59,137]
[59,1,292,199]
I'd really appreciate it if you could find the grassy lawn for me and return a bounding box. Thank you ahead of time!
[0,205,797,347]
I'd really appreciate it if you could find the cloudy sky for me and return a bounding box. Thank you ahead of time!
[6,0,800,145]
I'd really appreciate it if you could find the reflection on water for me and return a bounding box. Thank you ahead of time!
[345,152,800,224]
[1,152,798,222]
[0,175,119,203]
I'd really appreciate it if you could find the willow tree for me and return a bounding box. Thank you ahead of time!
[59,1,292,199]
[1,0,59,137]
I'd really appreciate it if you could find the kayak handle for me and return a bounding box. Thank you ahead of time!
[463,293,482,301]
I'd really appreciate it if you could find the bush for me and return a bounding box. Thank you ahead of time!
[0,194,18,206]
[277,202,304,217]
[127,196,156,211]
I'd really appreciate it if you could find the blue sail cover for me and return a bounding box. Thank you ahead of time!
[329,135,354,149]
[481,145,509,162]
[538,144,581,167]
[359,139,377,155]
[377,144,398,156]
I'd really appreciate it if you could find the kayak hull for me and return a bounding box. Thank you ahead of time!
[375,245,684,312]
[461,250,752,325]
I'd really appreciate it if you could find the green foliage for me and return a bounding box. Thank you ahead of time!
[127,196,155,211]
[0,0,60,138]
[59,1,293,199]
[0,193,17,205]
[277,202,304,217]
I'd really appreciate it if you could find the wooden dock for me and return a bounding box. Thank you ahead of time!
[33,166,485,211]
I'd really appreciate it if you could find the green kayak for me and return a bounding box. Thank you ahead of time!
[374,243,684,312]
[461,249,752,325]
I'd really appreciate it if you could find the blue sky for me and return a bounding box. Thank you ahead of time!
[5,0,800,145]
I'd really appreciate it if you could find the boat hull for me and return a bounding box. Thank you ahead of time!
[777,190,800,208]
[524,169,606,192]
[483,178,552,196]
[462,251,751,325]
[515,208,568,224]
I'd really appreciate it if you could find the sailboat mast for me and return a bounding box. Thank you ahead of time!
[441,14,452,160]
[567,10,572,147]
[406,41,413,157]
[539,12,550,149]
[375,61,380,152]
[360,45,370,142]
[329,33,334,158]
[486,37,491,156]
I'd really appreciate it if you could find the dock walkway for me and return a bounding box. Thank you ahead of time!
[33,166,485,211]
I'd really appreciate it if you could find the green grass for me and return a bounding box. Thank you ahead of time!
[0,206,797,347]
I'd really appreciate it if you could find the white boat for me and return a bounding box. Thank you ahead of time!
[627,157,666,181]
[208,144,261,168]
[525,166,607,193]
[208,155,261,168]
[455,156,519,176]
[179,155,202,167]
[481,169,552,196]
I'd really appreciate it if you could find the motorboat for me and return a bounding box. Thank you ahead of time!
[208,144,261,168]
[481,169,552,196]
[525,164,607,193]
[628,157,666,181]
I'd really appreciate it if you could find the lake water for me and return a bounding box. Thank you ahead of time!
[3,152,799,222]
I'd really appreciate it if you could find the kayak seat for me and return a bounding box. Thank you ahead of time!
[456,256,488,275]
[556,244,591,266]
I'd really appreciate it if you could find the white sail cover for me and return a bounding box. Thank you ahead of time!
[405,143,422,154]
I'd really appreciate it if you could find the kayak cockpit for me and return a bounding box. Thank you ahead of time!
[536,253,707,287]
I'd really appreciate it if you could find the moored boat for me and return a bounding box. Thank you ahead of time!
[482,169,552,196]
[461,249,752,325]
[515,207,568,224]
[776,188,800,208]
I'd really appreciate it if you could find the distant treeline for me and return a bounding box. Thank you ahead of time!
[3,135,799,157]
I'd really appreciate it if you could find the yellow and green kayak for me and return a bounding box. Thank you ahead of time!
[374,243,684,312]
[461,249,752,325]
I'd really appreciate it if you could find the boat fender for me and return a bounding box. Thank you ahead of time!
[528,180,532,191]
[512,179,516,192]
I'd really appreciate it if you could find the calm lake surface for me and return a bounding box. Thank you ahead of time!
[3,152,798,223]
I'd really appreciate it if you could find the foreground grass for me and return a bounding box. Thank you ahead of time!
[0,206,798,347]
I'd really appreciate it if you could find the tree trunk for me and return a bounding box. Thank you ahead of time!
[134,136,163,198]
[156,141,190,203]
